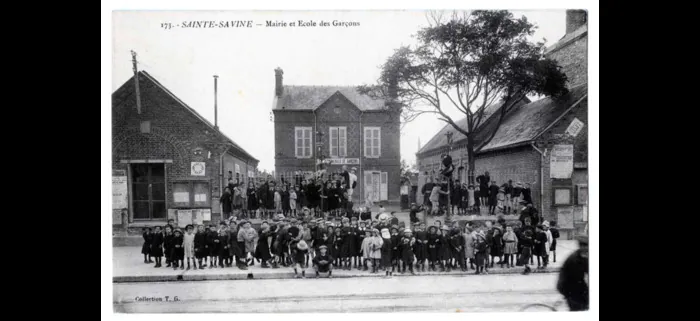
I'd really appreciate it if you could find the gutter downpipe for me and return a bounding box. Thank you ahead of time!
[359,110,365,207]
[313,110,318,177]
[531,142,547,214]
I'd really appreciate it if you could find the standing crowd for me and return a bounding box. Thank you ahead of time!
[139,207,560,278]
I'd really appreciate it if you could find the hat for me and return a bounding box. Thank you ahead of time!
[404,229,412,234]
[291,218,298,224]
[441,225,450,231]
[276,214,285,220]
[302,207,310,212]
[351,167,357,171]
[296,240,309,251]
[372,228,380,234]
[342,217,350,222]
[390,227,399,232]
[351,216,358,220]
[576,235,589,246]
[381,228,391,239]
[428,225,438,232]
[319,245,328,250]
[517,182,523,187]
[543,221,550,228]
[378,213,390,221]
[174,229,182,234]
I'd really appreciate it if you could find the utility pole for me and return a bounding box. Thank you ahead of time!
[213,75,219,129]
[131,50,142,114]
[445,131,454,225]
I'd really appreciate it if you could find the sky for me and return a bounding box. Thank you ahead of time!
[113,10,567,172]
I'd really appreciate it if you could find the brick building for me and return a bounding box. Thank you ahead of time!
[112,71,259,228]
[416,10,588,238]
[272,68,402,204]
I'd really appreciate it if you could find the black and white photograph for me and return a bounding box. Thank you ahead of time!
[104,1,597,315]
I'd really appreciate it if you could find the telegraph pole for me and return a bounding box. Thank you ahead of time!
[445,131,454,225]
[213,75,219,129]
[131,50,142,114]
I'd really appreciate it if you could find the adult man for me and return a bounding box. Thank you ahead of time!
[313,245,334,278]
[440,154,454,179]
[476,171,491,209]
[489,180,500,215]
[557,235,589,311]
[421,176,435,215]
[504,180,514,215]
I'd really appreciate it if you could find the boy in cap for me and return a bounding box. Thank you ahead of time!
[172,229,185,270]
[194,225,207,269]
[163,225,174,267]
[141,227,153,264]
[519,229,534,274]
[427,225,441,272]
[439,226,452,272]
[549,221,560,263]
[399,229,417,275]
[380,228,393,276]
[390,227,402,274]
[474,226,489,274]
[313,245,333,278]
[449,228,466,272]
[292,240,309,278]
[356,219,367,270]
[534,225,548,269]
[413,223,428,272]
[205,225,218,269]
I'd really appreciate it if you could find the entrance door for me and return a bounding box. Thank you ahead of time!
[132,163,166,220]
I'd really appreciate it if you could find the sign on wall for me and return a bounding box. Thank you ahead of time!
[112,176,128,209]
[550,144,574,178]
[565,118,585,137]
[177,209,193,227]
[328,158,360,165]
[248,170,255,178]
[191,162,206,176]
[557,207,575,229]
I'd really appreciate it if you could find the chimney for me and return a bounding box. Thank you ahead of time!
[565,10,587,34]
[274,67,284,97]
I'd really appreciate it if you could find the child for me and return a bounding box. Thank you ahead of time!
[172,229,185,270]
[497,187,506,215]
[360,229,374,272]
[399,229,416,275]
[184,224,196,270]
[164,225,174,267]
[534,225,548,269]
[292,240,309,278]
[239,221,258,267]
[390,227,402,274]
[206,225,218,269]
[474,228,489,275]
[467,185,476,214]
[439,226,452,272]
[408,203,422,224]
[350,219,363,270]
[256,222,273,268]
[194,225,207,269]
[313,245,334,278]
[274,187,282,216]
[141,228,154,264]
[543,221,553,268]
[450,228,466,272]
[491,226,504,268]
[290,187,298,218]
[217,226,230,268]
[427,226,441,272]
[413,223,428,272]
[356,221,367,270]
[302,222,313,268]
[503,226,518,268]
[463,226,475,271]
[380,228,393,276]
[519,229,534,274]
[333,226,343,268]
[150,226,164,268]
[549,221,560,263]
[340,218,354,270]
[474,185,481,215]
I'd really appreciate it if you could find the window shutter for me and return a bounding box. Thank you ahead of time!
[295,128,302,158]
[339,127,347,157]
[304,128,312,157]
[373,128,381,157]
[364,128,372,157]
[380,172,388,201]
[330,127,338,157]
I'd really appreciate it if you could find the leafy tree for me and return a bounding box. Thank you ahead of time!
[359,10,569,184]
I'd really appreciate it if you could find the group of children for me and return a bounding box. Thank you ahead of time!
[140,209,560,277]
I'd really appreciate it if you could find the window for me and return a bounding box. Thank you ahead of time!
[295,127,312,158]
[364,127,381,158]
[576,184,588,205]
[329,127,347,157]
[553,187,573,206]
[172,181,211,208]
[140,121,151,133]
[131,163,166,220]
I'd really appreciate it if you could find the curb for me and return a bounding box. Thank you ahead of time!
[113,267,560,283]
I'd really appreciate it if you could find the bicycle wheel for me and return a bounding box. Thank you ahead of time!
[519,303,557,312]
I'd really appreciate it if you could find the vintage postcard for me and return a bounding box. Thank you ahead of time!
[109,7,594,314]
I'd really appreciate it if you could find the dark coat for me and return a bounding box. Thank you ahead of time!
[205,231,218,256]
[381,238,393,267]
[141,232,153,255]
[413,231,428,261]
[490,233,504,257]
[534,231,548,256]
[557,249,589,309]
[164,233,175,260]
[255,229,273,261]
[390,235,402,261]
[150,232,164,257]
[399,236,415,263]
[550,228,560,251]
[217,234,230,257]
[247,188,259,210]
[172,234,184,260]
[427,233,442,262]
[489,185,500,202]
[439,235,452,260]
[194,232,207,259]
[449,233,465,260]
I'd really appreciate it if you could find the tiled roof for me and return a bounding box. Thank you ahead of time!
[273,85,387,111]
[478,83,588,152]
[545,25,587,55]
[114,71,259,162]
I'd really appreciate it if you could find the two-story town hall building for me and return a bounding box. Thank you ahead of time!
[272,68,401,204]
